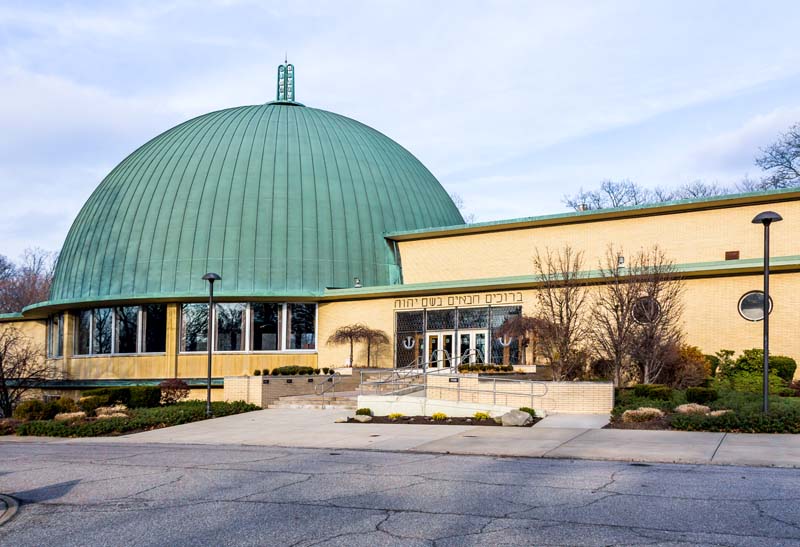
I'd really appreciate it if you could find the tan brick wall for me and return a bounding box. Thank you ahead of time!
[223,375,356,407]
[318,299,395,369]
[426,375,614,414]
[397,200,800,284]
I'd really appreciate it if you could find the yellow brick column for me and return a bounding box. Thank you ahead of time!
[166,303,179,378]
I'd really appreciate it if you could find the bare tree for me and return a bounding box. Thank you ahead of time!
[563,180,651,211]
[628,247,685,384]
[675,180,724,199]
[449,192,477,223]
[0,248,58,313]
[327,324,369,367]
[532,246,589,380]
[756,122,800,188]
[363,328,390,368]
[590,246,644,386]
[0,326,53,417]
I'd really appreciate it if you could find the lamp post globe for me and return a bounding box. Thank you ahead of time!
[202,273,221,418]
[751,212,782,413]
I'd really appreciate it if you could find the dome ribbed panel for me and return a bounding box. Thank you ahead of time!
[50,104,464,304]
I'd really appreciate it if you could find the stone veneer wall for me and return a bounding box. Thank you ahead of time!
[224,375,359,407]
[426,375,614,414]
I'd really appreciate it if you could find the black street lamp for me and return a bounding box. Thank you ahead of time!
[202,272,221,418]
[751,211,782,413]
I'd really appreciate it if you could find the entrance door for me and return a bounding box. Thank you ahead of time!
[427,332,454,368]
[458,331,487,365]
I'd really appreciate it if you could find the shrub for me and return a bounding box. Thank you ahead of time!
[727,371,786,394]
[686,387,718,404]
[314,368,321,374]
[78,395,110,416]
[129,387,162,408]
[322,367,330,375]
[159,379,190,405]
[473,411,490,420]
[431,412,447,421]
[621,407,664,423]
[674,403,710,415]
[13,400,46,421]
[518,407,537,418]
[54,411,86,422]
[732,349,797,382]
[355,408,372,416]
[669,346,711,389]
[670,407,800,434]
[83,387,131,405]
[271,366,316,376]
[15,401,259,437]
[705,354,720,377]
[254,369,261,376]
[632,384,673,400]
[388,413,404,420]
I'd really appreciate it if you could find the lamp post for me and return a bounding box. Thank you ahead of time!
[751,212,782,413]
[202,272,221,418]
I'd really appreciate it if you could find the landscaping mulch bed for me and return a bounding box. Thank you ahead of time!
[347,415,540,427]
[604,417,671,430]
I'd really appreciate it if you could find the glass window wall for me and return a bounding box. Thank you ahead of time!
[285,304,316,350]
[216,303,245,351]
[114,306,138,353]
[93,308,113,354]
[48,314,63,358]
[251,303,281,351]
[76,310,91,355]
[182,303,209,352]
[142,304,167,353]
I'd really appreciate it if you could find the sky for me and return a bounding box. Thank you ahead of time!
[1,0,800,259]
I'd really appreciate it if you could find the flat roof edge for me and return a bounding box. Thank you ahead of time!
[385,188,800,241]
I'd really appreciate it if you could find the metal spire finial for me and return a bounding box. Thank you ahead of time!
[276,58,295,102]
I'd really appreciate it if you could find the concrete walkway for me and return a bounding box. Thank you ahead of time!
[6,408,800,468]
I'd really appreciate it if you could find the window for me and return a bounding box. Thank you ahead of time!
[48,314,63,358]
[457,307,489,329]
[216,303,245,351]
[738,290,772,322]
[286,303,316,350]
[114,306,138,353]
[182,303,209,352]
[93,308,113,354]
[142,304,167,353]
[426,309,455,330]
[251,303,281,351]
[76,310,91,355]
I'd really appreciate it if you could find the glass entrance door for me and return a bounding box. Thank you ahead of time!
[427,332,454,368]
[458,330,487,365]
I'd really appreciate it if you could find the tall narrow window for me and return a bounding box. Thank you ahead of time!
[114,306,139,353]
[93,308,113,354]
[216,303,245,351]
[251,303,281,351]
[286,303,316,350]
[142,304,167,353]
[76,310,91,355]
[182,303,208,352]
[48,314,63,358]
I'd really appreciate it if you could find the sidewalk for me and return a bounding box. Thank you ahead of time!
[4,409,799,468]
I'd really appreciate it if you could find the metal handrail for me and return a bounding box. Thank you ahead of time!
[314,373,340,408]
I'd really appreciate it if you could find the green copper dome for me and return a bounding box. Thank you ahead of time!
[50,100,463,305]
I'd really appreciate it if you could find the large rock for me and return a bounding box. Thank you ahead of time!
[353,415,373,423]
[501,409,533,427]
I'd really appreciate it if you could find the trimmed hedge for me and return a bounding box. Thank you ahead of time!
[733,349,797,383]
[14,398,77,421]
[670,407,800,434]
[686,387,718,405]
[270,366,316,376]
[15,401,259,437]
[81,386,161,408]
[632,384,673,400]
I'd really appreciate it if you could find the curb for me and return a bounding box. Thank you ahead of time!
[0,494,19,527]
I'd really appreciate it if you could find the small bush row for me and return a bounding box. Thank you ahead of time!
[457,364,514,373]
[670,407,800,434]
[82,386,162,409]
[13,397,77,421]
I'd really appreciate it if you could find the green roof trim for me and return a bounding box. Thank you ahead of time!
[0,312,25,322]
[322,255,800,299]
[50,102,463,308]
[385,187,800,240]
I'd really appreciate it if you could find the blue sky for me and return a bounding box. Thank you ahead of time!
[1,1,799,258]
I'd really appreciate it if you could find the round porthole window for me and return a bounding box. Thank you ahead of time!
[738,290,773,322]
[632,296,661,324]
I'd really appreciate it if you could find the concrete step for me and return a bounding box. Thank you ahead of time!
[269,401,357,410]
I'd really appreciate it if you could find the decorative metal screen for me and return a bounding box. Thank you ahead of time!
[489,306,522,365]
[457,307,489,329]
[426,309,456,330]
[396,311,425,368]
